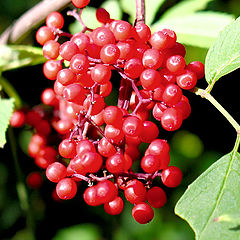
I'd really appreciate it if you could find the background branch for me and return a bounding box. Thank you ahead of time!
[0,0,72,44]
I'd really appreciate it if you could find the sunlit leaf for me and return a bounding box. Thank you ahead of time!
[151,12,234,48]
[160,0,213,21]
[205,16,240,85]
[175,151,240,239]
[101,0,122,20]
[0,97,14,148]
[0,45,45,72]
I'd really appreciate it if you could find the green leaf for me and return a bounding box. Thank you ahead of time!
[205,16,240,86]
[0,97,15,148]
[160,0,213,22]
[151,12,234,48]
[69,7,101,34]
[0,45,45,72]
[184,45,208,64]
[53,224,101,240]
[119,0,135,23]
[101,0,122,20]
[145,0,166,25]
[175,151,240,240]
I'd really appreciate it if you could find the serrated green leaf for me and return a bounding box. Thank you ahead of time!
[69,7,101,34]
[160,0,213,22]
[205,16,240,86]
[0,98,15,148]
[101,0,122,20]
[0,45,45,72]
[151,12,234,48]
[175,151,240,240]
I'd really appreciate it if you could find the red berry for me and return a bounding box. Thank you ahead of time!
[56,178,77,199]
[46,11,64,29]
[46,162,67,183]
[147,186,167,208]
[161,107,183,131]
[58,139,77,159]
[10,110,25,128]
[42,40,60,59]
[36,26,55,45]
[132,202,154,224]
[122,116,143,137]
[104,196,124,215]
[96,180,118,204]
[161,166,182,187]
[106,153,125,173]
[72,0,90,8]
[92,27,115,46]
[141,154,160,173]
[100,44,120,64]
[27,172,43,189]
[96,8,111,23]
[124,179,147,204]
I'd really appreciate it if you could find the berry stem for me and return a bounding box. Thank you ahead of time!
[72,171,161,184]
[67,9,92,33]
[135,0,146,24]
[193,87,240,134]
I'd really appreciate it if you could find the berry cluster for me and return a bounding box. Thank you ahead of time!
[10,0,204,224]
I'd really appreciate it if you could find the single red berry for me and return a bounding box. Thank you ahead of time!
[100,44,120,64]
[124,179,147,204]
[10,110,25,128]
[96,180,118,204]
[58,139,77,159]
[97,137,116,157]
[96,8,111,23]
[104,196,124,215]
[72,0,90,8]
[106,153,125,173]
[132,202,154,224]
[176,70,197,90]
[161,166,183,187]
[56,178,77,200]
[92,27,115,46]
[36,26,55,45]
[122,116,143,137]
[46,162,67,183]
[46,11,64,29]
[161,107,183,131]
[26,172,43,189]
[147,186,167,208]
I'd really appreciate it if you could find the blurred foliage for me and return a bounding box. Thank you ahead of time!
[0,0,239,239]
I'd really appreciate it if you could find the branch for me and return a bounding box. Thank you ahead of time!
[0,0,72,44]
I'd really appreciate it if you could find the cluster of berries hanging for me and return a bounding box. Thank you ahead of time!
[10,0,204,224]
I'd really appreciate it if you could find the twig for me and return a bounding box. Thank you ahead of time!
[0,0,72,44]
